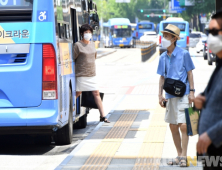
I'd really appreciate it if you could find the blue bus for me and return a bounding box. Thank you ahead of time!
[158,18,190,54]
[103,18,133,48]
[134,21,155,39]
[0,0,97,145]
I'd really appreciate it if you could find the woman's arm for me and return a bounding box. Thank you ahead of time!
[73,44,79,60]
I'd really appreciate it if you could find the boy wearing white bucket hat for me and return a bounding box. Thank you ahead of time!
[157,24,195,167]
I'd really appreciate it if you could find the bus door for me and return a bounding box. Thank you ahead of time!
[71,8,81,115]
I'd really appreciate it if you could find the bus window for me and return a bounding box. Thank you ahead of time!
[138,24,153,33]
[111,29,131,38]
[64,24,70,39]
[163,23,186,32]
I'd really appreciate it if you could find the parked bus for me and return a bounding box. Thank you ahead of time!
[130,23,137,35]
[134,21,155,39]
[103,18,133,48]
[158,18,189,55]
[0,0,98,145]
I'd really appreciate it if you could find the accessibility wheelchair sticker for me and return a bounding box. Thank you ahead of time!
[37,11,48,22]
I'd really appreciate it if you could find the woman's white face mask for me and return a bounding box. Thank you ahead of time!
[84,33,92,41]
[162,37,174,48]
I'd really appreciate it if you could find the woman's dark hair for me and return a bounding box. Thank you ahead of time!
[80,24,93,37]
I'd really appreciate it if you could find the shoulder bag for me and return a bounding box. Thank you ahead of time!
[81,91,104,109]
[163,56,187,97]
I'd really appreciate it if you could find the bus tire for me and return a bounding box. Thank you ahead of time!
[204,53,207,60]
[55,88,73,145]
[73,109,87,129]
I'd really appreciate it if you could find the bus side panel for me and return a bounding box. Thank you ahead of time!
[57,42,75,125]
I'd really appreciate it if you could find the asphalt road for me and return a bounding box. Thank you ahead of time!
[0,47,215,170]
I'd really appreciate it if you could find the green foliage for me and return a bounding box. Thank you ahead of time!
[94,0,215,24]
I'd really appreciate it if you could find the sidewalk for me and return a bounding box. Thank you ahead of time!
[97,48,117,59]
[56,84,202,170]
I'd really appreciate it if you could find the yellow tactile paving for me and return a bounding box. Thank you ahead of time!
[80,103,168,170]
[80,142,121,170]
[143,127,167,143]
[80,111,138,170]
[104,113,138,140]
[133,143,163,170]
[149,114,167,127]
[133,106,167,170]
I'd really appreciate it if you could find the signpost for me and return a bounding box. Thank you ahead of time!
[171,0,186,13]
[179,0,194,6]
[169,1,177,13]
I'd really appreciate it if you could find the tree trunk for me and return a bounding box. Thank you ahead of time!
[193,15,199,31]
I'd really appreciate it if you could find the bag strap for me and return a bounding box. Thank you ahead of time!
[165,54,188,84]
[164,55,168,77]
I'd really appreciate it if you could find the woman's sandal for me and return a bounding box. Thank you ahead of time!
[167,156,181,165]
[100,116,110,123]
[180,157,188,167]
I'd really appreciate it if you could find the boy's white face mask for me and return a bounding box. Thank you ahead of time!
[162,37,174,48]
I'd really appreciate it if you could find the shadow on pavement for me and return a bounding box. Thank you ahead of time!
[0,135,55,155]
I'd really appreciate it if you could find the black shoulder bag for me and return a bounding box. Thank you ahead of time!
[163,56,187,97]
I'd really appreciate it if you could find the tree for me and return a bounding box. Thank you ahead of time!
[94,0,215,28]
[94,0,167,23]
[179,0,215,31]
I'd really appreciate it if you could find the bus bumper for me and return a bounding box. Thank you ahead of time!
[0,100,59,127]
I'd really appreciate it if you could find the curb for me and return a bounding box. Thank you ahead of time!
[55,113,112,170]
[96,49,117,59]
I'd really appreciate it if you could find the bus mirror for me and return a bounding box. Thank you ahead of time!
[95,26,99,31]
[81,0,86,11]
[96,14,99,23]
[89,0,93,10]
[92,13,99,23]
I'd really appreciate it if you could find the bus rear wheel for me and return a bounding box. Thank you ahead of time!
[55,88,73,145]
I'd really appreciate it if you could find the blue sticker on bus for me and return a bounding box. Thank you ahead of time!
[37,10,48,22]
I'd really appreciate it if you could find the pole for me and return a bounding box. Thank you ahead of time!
[164,0,166,10]
[100,17,103,48]
[216,0,222,12]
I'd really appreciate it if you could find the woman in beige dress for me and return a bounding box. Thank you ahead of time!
[74,24,110,123]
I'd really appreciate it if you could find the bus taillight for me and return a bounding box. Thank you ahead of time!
[136,32,138,38]
[159,36,161,44]
[42,44,58,100]
[187,36,189,46]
